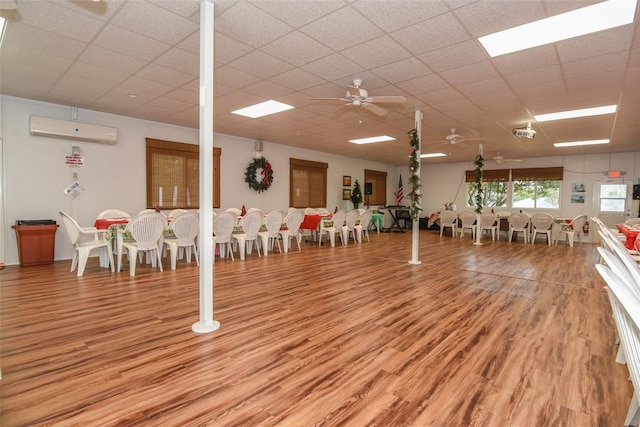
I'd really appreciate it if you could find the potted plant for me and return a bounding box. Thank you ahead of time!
[351,179,363,209]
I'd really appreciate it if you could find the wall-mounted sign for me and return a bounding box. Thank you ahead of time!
[65,155,84,168]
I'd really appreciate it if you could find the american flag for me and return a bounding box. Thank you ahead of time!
[396,174,404,205]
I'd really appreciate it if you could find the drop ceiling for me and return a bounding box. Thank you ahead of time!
[0,0,638,165]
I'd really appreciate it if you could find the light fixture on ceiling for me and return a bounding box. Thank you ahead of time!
[127,93,139,99]
[534,105,617,122]
[554,139,610,148]
[348,135,396,144]
[478,0,637,57]
[231,100,294,119]
[420,153,447,158]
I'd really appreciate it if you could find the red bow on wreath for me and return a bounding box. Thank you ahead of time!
[261,162,272,185]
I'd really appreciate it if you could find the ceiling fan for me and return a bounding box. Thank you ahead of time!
[308,79,406,116]
[492,152,522,164]
[428,128,485,147]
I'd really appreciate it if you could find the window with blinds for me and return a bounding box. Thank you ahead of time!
[289,158,327,208]
[146,138,221,209]
[364,169,387,205]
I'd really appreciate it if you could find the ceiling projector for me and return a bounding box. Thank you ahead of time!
[513,122,536,139]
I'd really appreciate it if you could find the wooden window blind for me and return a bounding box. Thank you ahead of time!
[289,158,328,208]
[146,138,221,209]
[364,169,387,205]
[511,167,563,181]
[465,169,510,182]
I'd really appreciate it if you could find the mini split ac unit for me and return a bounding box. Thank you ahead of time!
[29,116,117,144]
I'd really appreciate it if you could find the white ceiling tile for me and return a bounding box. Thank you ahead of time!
[371,57,433,84]
[468,90,519,107]
[269,68,327,92]
[110,1,199,45]
[353,0,448,32]
[146,96,193,112]
[261,31,335,67]
[13,0,104,41]
[457,77,509,97]
[453,0,544,37]
[415,87,463,104]
[148,0,200,18]
[66,62,128,86]
[4,22,87,59]
[562,51,629,78]
[211,33,254,66]
[154,48,200,75]
[556,27,634,63]
[94,24,171,61]
[242,79,296,100]
[503,65,563,89]
[215,65,264,89]
[164,87,198,105]
[302,53,364,82]
[251,0,345,28]
[0,66,62,99]
[418,40,487,73]
[439,61,499,86]
[300,7,383,51]
[491,45,558,75]
[78,45,147,75]
[136,63,196,87]
[395,74,450,96]
[341,36,412,70]
[391,12,470,56]
[228,50,294,79]
[1,44,73,73]
[120,76,175,97]
[216,2,294,48]
[48,74,114,105]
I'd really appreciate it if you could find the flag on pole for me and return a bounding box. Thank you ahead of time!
[396,174,404,205]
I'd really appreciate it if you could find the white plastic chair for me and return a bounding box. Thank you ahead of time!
[625,218,640,226]
[168,208,188,219]
[530,213,554,245]
[164,211,199,269]
[288,207,297,214]
[232,209,264,260]
[343,209,360,243]
[316,208,330,215]
[121,212,166,276]
[555,214,587,247]
[458,211,476,239]
[59,211,114,277]
[479,212,498,241]
[213,211,236,261]
[96,209,131,219]
[439,210,458,237]
[322,210,347,247]
[508,213,530,243]
[226,207,241,216]
[304,207,316,214]
[280,209,304,252]
[355,209,374,243]
[258,209,285,256]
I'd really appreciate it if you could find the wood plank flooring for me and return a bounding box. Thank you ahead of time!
[0,229,633,426]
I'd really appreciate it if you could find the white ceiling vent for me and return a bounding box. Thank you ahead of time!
[29,116,117,144]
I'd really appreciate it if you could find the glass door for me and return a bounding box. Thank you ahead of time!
[593,180,635,239]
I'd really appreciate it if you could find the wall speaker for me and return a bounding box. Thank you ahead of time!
[364,182,373,195]
[255,140,263,152]
[633,184,640,200]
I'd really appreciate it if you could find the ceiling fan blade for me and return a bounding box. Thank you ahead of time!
[331,105,350,118]
[308,97,349,102]
[369,95,406,104]
[362,103,388,116]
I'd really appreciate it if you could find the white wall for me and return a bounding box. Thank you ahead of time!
[0,95,399,265]
[3,95,639,265]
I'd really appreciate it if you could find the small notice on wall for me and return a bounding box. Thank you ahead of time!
[63,181,86,199]
[65,155,84,168]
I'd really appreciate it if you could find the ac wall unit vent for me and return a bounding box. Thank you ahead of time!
[29,116,117,144]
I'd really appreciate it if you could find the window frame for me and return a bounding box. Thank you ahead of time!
[289,158,328,208]
[146,138,221,209]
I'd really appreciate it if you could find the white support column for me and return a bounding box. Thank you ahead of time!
[192,0,219,334]
[409,110,423,265]
[475,143,483,246]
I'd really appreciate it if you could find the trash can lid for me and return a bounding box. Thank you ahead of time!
[15,219,57,226]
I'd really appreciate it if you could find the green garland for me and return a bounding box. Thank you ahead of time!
[474,153,484,214]
[408,129,422,221]
[244,156,273,193]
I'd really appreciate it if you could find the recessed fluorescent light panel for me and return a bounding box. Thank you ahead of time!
[420,153,447,158]
[479,0,637,57]
[554,139,610,148]
[534,105,617,122]
[348,135,396,144]
[231,100,294,118]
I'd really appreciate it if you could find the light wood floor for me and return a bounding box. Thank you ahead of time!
[0,229,633,426]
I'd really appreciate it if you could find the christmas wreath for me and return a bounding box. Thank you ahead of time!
[244,156,273,193]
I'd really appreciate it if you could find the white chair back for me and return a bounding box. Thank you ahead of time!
[169,211,199,244]
[96,209,130,219]
[226,208,241,216]
[304,207,316,214]
[168,209,188,219]
[213,211,236,245]
[125,213,166,251]
[239,209,264,238]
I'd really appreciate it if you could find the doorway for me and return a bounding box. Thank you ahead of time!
[593,180,636,240]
